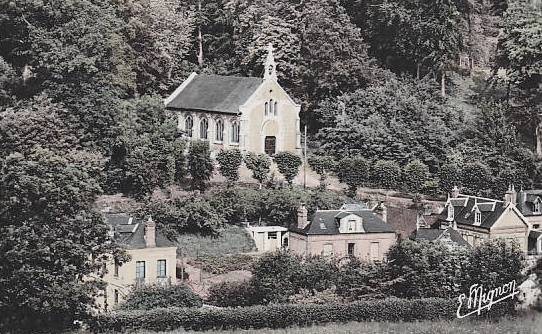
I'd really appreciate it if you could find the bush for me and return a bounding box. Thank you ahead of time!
[216,149,243,184]
[119,285,203,310]
[371,160,402,189]
[192,254,256,275]
[244,152,271,187]
[207,281,257,307]
[336,156,369,196]
[188,140,213,191]
[308,155,336,187]
[274,151,302,185]
[91,298,456,332]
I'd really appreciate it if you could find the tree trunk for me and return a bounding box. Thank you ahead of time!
[197,0,203,67]
[441,71,446,97]
[416,63,420,80]
[536,124,542,158]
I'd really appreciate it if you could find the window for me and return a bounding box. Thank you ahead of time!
[114,261,119,277]
[185,116,193,137]
[370,242,380,261]
[114,289,119,305]
[535,200,541,214]
[447,205,454,220]
[231,122,240,143]
[269,99,274,115]
[323,244,333,257]
[274,101,278,116]
[265,102,269,116]
[348,219,356,232]
[157,260,166,278]
[215,118,224,142]
[136,261,146,279]
[474,210,482,225]
[199,118,208,139]
[268,232,277,239]
[348,243,355,256]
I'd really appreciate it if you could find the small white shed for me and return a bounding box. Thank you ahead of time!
[246,224,289,253]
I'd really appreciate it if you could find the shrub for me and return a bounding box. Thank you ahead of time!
[91,298,456,332]
[336,156,369,196]
[402,160,429,193]
[308,155,336,188]
[274,151,302,185]
[371,160,402,189]
[188,140,213,191]
[244,152,271,187]
[119,285,202,310]
[192,254,256,275]
[216,149,243,184]
[207,281,257,307]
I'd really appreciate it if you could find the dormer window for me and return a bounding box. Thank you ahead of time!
[348,219,355,231]
[447,205,454,221]
[534,198,541,214]
[474,209,482,225]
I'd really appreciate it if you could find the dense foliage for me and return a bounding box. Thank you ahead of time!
[119,285,202,310]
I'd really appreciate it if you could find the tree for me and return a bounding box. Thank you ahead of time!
[188,140,214,191]
[438,162,462,194]
[371,160,402,189]
[244,152,271,187]
[336,258,389,300]
[461,161,494,196]
[402,159,429,193]
[308,155,336,188]
[119,284,202,310]
[0,148,125,332]
[216,149,243,184]
[336,156,369,196]
[274,151,302,185]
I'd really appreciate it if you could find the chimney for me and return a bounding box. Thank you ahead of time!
[380,202,387,223]
[145,216,156,248]
[451,185,460,198]
[297,204,308,229]
[504,184,517,207]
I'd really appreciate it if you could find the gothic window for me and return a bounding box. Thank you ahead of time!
[265,102,269,116]
[199,118,208,139]
[215,118,224,142]
[185,115,193,137]
[274,101,278,116]
[269,99,274,115]
[231,121,240,143]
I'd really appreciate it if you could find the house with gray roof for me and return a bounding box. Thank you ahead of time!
[289,203,396,261]
[165,44,301,156]
[98,214,178,310]
[434,186,530,252]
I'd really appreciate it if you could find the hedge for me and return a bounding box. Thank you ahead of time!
[90,298,456,333]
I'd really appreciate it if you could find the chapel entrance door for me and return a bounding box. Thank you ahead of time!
[264,136,276,155]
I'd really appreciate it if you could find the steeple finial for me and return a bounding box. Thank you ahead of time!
[264,43,277,81]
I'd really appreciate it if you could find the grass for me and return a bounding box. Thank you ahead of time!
[130,314,542,334]
[176,225,256,258]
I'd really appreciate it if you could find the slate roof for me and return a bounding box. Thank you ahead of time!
[104,213,176,250]
[438,195,507,229]
[290,209,395,236]
[165,74,263,114]
[518,190,542,217]
[411,228,470,247]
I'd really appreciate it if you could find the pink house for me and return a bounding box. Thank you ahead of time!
[289,203,397,261]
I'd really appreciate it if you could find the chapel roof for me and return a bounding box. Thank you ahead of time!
[165,73,263,114]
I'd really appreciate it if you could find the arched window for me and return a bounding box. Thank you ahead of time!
[199,118,208,139]
[264,102,269,116]
[185,115,193,137]
[269,99,274,115]
[274,101,278,116]
[231,121,240,143]
[215,118,224,142]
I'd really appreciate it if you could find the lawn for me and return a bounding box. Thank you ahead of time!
[131,314,542,334]
[176,225,256,258]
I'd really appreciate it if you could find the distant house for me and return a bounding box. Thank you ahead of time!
[517,189,542,230]
[289,203,396,261]
[165,44,301,155]
[411,227,470,247]
[246,224,288,253]
[98,214,177,310]
[435,186,530,252]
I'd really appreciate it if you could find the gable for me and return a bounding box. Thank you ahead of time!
[241,79,299,112]
[165,73,263,114]
[491,206,530,231]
